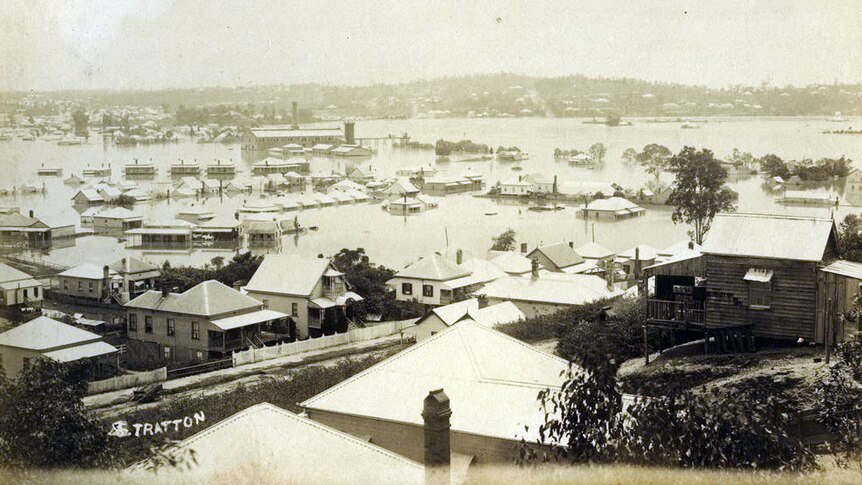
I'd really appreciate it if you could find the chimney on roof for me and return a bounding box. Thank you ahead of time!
[291,101,299,129]
[456,249,463,265]
[102,265,111,300]
[531,258,539,280]
[520,242,528,254]
[634,247,642,279]
[568,241,574,249]
[28,210,34,218]
[422,389,451,485]
[688,241,694,250]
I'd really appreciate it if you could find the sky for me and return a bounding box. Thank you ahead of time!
[1,0,861,92]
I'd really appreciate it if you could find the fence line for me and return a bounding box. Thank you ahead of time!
[232,320,409,367]
[87,367,167,395]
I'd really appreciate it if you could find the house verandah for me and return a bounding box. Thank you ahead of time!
[642,253,862,362]
[207,313,295,360]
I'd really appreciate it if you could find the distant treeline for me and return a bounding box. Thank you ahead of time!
[394,140,434,150]
[759,154,853,181]
[435,139,491,156]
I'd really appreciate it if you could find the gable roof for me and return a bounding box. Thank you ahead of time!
[0,262,35,283]
[701,213,836,262]
[301,321,573,442]
[0,213,48,229]
[618,244,660,261]
[471,301,525,327]
[135,403,423,484]
[584,197,642,212]
[93,207,141,220]
[0,316,101,350]
[72,188,104,202]
[244,255,332,297]
[126,280,262,317]
[528,242,584,269]
[395,253,471,281]
[109,257,159,276]
[416,298,480,327]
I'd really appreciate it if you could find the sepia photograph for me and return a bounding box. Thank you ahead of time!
[0,1,861,483]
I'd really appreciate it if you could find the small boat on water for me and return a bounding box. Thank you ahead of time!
[511,165,523,171]
[484,212,498,216]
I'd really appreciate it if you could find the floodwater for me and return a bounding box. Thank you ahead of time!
[1,116,860,269]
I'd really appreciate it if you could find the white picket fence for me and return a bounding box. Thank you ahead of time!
[232,320,409,367]
[87,367,167,395]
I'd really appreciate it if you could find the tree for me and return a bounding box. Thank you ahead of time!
[0,359,111,468]
[490,229,517,251]
[636,144,672,188]
[757,154,790,179]
[210,256,225,270]
[588,143,607,164]
[621,147,638,165]
[667,146,736,245]
[838,214,862,262]
[815,338,862,474]
[331,248,397,318]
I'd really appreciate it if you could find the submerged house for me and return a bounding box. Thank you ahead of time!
[244,255,363,340]
[91,207,143,234]
[579,197,646,220]
[125,280,290,367]
[644,213,859,350]
[125,222,195,251]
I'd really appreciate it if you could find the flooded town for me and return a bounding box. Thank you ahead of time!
[1,1,861,484]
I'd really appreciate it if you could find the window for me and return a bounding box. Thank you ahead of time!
[748,282,772,308]
[144,316,153,333]
[191,321,200,340]
[88,281,94,293]
[22,289,27,299]
[167,318,175,336]
[423,284,434,297]
[63,280,68,290]
[163,346,171,360]
[128,313,137,331]
[78,281,83,291]
[33,287,38,298]
[262,299,269,309]
[196,351,204,361]
[291,303,298,317]
[402,283,413,296]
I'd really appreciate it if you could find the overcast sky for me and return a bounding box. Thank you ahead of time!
[1,0,860,92]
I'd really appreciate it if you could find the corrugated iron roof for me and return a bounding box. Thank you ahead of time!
[701,213,835,261]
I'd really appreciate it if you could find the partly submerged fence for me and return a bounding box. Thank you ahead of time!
[87,367,167,395]
[232,320,410,367]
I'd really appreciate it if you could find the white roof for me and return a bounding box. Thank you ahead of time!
[245,255,333,297]
[441,258,506,290]
[302,321,573,442]
[475,274,622,306]
[618,244,660,261]
[743,268,774,283]
[584,197,643,212]
[488,251,533,274]
[58,263,114,280]
[210,309,289,331]
[821,259,862,279]
[93,207,142,220]
[394,253,470,281]
[43,341,117,362]
[701,213,835,262]
[0,316,101,350]
[0,262,35,283]
[576,241,615,259]
[471,301,525,327]
[419,298,480,327]
[138,403,423,485]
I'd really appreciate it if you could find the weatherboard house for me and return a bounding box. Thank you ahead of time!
[644,213,862,350]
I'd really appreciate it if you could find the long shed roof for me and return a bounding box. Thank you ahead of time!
[701,213,835,262]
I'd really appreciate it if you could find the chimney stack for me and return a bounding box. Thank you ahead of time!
[103,265,111,300]
[344,120,356,145]
[456,249,463,265]
[531,258,540,280]
[520,242,528,254]
[568,241,574,249]
[422,389,451,485]
[634,247,642,279]
[291,101,299,129]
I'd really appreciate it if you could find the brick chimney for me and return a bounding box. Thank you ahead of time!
[422,389,451,485]
[102,265,111,300]
[344,120,356,145]
[568,241,574,249]
[456,249,463,265]
[633,247,642,279]
[531,258,539,280]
